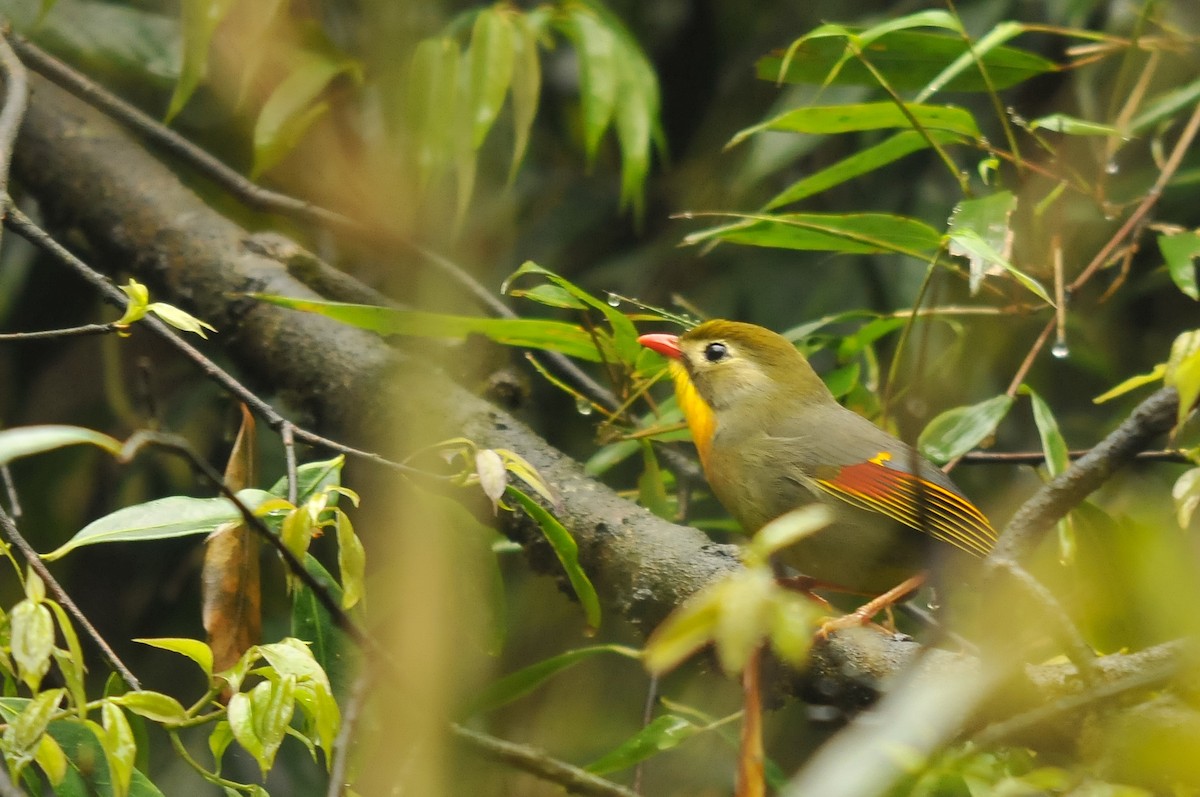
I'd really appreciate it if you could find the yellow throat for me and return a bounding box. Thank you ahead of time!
[668,360,717,472]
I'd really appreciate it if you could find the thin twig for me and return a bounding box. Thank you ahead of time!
[0,504,141,690]
[1069,100,1200,293]
[451,724,639,797]
[119,431,370,648]
[6,34,357,235]
[960,447,1190,464]
[2,203,421,477]
[282,423,299,506]
[0,322,118,340]
[326,668,372,797]
[0,464,20,518]
[0,30,28,254]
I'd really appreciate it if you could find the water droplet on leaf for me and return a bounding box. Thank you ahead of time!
[575,396,594,416]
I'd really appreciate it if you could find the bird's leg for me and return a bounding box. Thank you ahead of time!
[816,572,927,639]
[775,574,840,612]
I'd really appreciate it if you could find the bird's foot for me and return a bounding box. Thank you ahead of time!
[814,572,927,639]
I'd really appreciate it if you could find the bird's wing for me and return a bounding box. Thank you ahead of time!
[768,409,997,557]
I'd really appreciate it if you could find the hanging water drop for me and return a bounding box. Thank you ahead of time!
[1051,341,1070,359]
[606,292,621,308]
[575,396,594,416]
[1105,160,1119,175]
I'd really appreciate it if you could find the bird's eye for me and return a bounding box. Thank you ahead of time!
[703,342,728,362]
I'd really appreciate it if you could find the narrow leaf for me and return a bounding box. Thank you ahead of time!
[506,486,601,630]
[248,294,605,362]
[684,212,942,257]
[0,425,122,466]
[467,644,639,716]
[465,7,515,150]
[559,5,617,162]
[44,490,273,560]
[729,102,980,148]
[133,638,214,679]
[585,714,700,775]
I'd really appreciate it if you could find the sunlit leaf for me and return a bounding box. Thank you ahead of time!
[109,692,187,725]
[146,302,217,338]
[1093,364,1166,404]
[44,490,274,560]
[1159,231,1200,301]
[467,644,640,716]
[1166,330,1200,425]
[918,394,1014,463]
[99,702,136,797]
[335,513,366,610]
[0,424,122,466]
[133,638,214,679]
[684,212,942,257]
[506,487,601,630]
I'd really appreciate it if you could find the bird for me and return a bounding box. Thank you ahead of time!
[638,319,996,628]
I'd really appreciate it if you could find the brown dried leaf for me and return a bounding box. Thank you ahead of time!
[203,405,262,677]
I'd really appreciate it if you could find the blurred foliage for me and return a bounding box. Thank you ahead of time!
[2,0,1200,794]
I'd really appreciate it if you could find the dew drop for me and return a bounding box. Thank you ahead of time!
[1105,160,1119,175]
[926,599,941,612]
[1051,341,1070,359]
[575,396,594,416]
[606,292,621,307]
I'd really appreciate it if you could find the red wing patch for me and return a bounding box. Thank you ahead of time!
[815,453,996,557]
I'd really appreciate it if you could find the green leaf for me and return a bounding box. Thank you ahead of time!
[503,260,641,362]
[918,394,1015,463]
[1021,386,1074,562]
[558,5,617,163]
[611,34,660,215]
[1159,231,1200,301]
[1028,113,1123,136]
[226,692,263,771]
[291,556,355,697]
[765,129,964,209]
[585,714,701,775]
[43,717,166,797]
[147,302,217,338]
[0,424,122,466]
[758,30,1056,92]
[947,193,1052,304]
[730,102,980,148]
[133,638,214,679]
[1131,76,1200,133]
[508,13,542,183]
[506,486,601,630]
[165,0,236,121]
[6,689,63,753]
[252,32,361,177]
[34,731,68,786]
[409,37,461,186]
[247,294,606,362]
[637,440,673,519]
[467,644,639,716]
[267,456,345,504]
[683,212,942,258]
[45,602,88,717]
[109,692,187,725]
[44,490,273,560]
[465,6,515,150]
[507,283,587,310]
